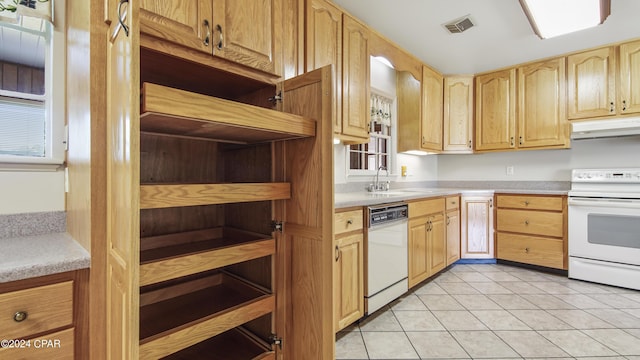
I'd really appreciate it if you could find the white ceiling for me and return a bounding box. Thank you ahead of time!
[332,0,640,74]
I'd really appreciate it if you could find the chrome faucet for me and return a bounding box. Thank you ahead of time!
[367,166,389,192]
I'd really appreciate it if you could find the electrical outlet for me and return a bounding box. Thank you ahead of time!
[506,166,515,176]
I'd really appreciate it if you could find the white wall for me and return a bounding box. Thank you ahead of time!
[334,57,438,185]
[438,136,640,181]
[0,170,65,214]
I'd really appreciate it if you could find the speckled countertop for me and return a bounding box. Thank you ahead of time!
[335,183,569,208]
[0,212,90,283]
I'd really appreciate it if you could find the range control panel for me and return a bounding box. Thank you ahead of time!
[572,168,640,183]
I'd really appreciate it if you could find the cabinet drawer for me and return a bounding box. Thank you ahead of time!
[497,233,565,269]
[496,195,563,211]
[0,327,74,360]
[445,196,460,211]
[0,281,73,339]
[496,209,563,237]
[409,198,445,218]
[335,209,364,235]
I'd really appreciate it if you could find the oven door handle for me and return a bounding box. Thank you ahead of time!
[569,197,640,209]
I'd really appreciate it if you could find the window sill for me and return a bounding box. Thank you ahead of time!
[0,157,64,172]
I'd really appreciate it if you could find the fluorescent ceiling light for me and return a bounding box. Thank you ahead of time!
[520,0,610,39]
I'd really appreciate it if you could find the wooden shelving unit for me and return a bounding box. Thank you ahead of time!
[162,327,275,360]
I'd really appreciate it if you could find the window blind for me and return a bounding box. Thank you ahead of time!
[0,97,45,157]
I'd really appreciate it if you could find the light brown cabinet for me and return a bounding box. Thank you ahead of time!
[567,40,640,120]
[140,0,282,77]
[443,76,474,153]
[408,198,446,288]
[461,195,494,259]
[306,0,370,143]
[518,58,569,149]
[0,271,87,359]
[495,194,567,270]
[475,68,517,151]
[420,65,444,152]
[445,196,461,266]
[334,208,364,332]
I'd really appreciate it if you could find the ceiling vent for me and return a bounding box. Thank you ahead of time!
[443,15,475,34]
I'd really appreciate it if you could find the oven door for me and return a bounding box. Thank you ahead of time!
[569,197,640,266]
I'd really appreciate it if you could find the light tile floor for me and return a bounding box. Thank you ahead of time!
[336,263,640,360]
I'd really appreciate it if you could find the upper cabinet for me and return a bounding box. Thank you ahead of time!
[518,58,568,149]
[567,40,640,120]
[475,68,516,151]
[567,47,616,119]
[420,66,444,152]
[443,76,473,153]
[140,0,282,77]
[618,39,640,115]
[306,0,369,143]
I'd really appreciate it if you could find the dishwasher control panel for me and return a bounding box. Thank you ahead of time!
[368,203,408,227]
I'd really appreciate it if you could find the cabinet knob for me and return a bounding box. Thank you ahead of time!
[610,101,615,113]
[524,200,530,206]
[524,247,530,253]
[13,311,28,322]
[347,219,353,225]
[519,136,523,145]
[524,220,530,225]
[623,100,627,111]
[468,140,472,148]
[510,137,514,147]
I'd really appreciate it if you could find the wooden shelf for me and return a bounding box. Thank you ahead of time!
[139,272,275,359]
[139,182,290,209]
[140,82,316,144]
[161,327,274,360]
[139,227,275,287]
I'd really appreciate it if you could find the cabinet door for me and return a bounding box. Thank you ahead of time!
[428,214,446,276]
[106,1,141,359]
[139,0,213,54]
[397,71,422,153]
[446,210,460,266]
[334,233,364,332]
[567,47,616,119]
[408,217,429,288]
[444,76,473,153]
[475,69,516,151]
[619,40,640,115]
[421,66,443,152]
[341,14,370,140]
[306,0,342,133]
[518,58,568,148]
[461,196,494,259]
[212,0,282,76]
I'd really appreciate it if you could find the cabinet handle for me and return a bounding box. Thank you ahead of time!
[422,136,426,144]
[519,136,523,145]
[524,247,530,253]
[203,19,211,46]
[446,216,450,225]
[13,311,28,322]
[216,24,224,50]
[623,100,627,111]
[510,137,514,147]
[610,101,615,113]
[468,140,472,148]
[346,219,353,225]
[524,200,530,206]
[489,199,493,208]
[335,245,340,261]
[117,0,130,37]
[524,220,530,225]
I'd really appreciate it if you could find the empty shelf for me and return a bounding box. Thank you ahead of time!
[140,82,316,144]
[139,272,275,359]
[161,327,274,360]
[139,227,275,287]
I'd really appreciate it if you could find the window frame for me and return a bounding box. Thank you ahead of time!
[0,4,66,170]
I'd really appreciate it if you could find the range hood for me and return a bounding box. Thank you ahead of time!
[571,117,640,139]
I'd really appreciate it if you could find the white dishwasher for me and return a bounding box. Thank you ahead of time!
[366,203,409,315]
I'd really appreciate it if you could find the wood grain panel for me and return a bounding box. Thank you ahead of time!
[408,217,428,288]
[0,281,73,339]
[444,76,473,152]
[0,327,74,360]
[140,83,316,142]
[341,14,370,139]
[408,198,445,218]
[139,183,291,209]
[496,209,564,237]
[496,195,563,211]
[567,46,616,119]
[619,39,640,114]
[334,209,364,235]
[160,327,273,359]
[334,233,364,331]
[497,233,564,269]
[421,65,443,152]
[140,205,224,237]
[397,70,422,153]
[475,68,516,151]
[446,196,460,211]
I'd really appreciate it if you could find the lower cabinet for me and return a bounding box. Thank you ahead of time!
[0,270,88,359]
[334,208,365,332]
[495,194,567,269]
[461,195,495,259]
[408,198,446,288]
[445,196,461,266]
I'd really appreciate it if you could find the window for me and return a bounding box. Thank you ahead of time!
[348,93,395,175]
[0,1,65,167]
